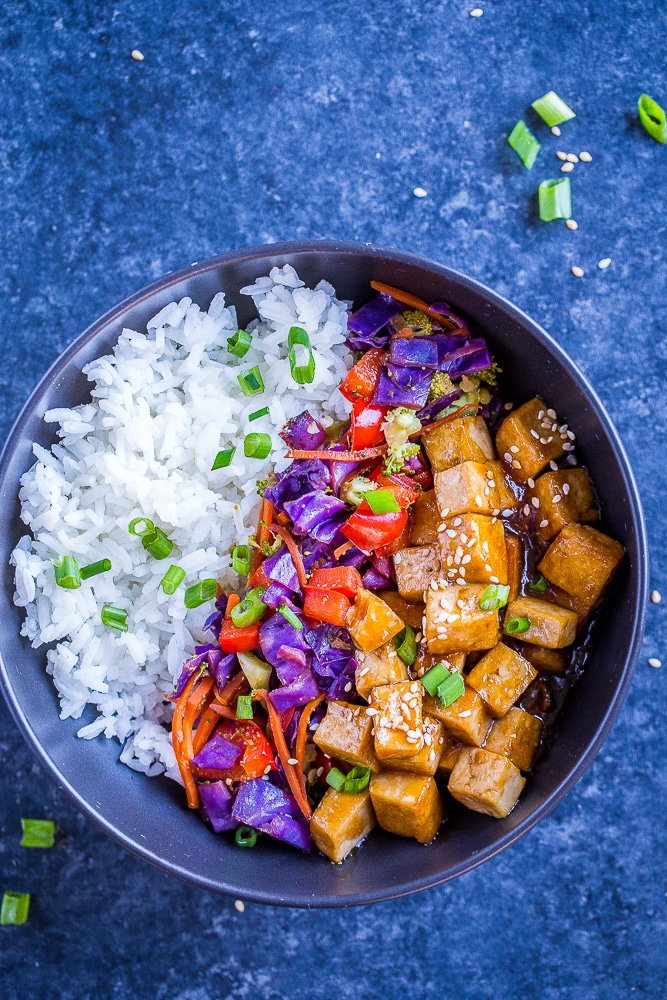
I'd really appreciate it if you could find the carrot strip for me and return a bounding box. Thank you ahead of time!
[184,676,214,756]
[252,690,312,821]
[224,593,240,620]
[370,281,466,333]
[209,702,237,720]
[333,540,354,560]
[287,445,388,462]
[295,694,325,777]
[250,498,274,576]
[411,402,481,438]
[268,523,308,590]
[171,671,202,810]
[216,670,249,706]
[192,703,221,756]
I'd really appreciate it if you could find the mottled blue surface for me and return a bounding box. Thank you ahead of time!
[1,1,666,997]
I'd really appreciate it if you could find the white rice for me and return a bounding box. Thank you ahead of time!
[10,265,353,778]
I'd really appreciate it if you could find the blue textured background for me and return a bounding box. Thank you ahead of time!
[1,2,666,997]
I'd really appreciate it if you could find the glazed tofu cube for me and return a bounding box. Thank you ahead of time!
[355,643,408,701]
[313,700,379,772]
[439,513,507,586]
[310,787,376,863]
[504,596,578,648]
[389,716,444,776]
[434,461,502,518]
[346,588,404,652]
[370,680,423,762]
[436,733,466,779]
[487,460,521,511]
[484,707,543,772]
[422,415,494,472]
[448,747,525,818]
[533,468,599,542]
[423,685,493,746]
[505,533,523,601]
[495,398,567,481]
[425,584,500,654]
[517,643,568,674]
[546,584,594,628]
[538,523,625,606]
[394,544,442,602]
[467,643,537,716]
[378,590,424,631]
[409,489,440,545]
[370,772,444,843]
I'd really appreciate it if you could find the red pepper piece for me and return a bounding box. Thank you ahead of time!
[339,348,386,402]
[376,519,411,557]
[369,469,421,508]
[350,398,389,451]
[191,719,275,782]
[340,506,409,554]
[308,566,363,600]
[303,587,352,627]
[219,620,262,653]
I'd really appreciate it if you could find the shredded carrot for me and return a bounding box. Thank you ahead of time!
[250,498,274,576]
[411,402,481,438]
[333,540,354,560]
[268,523,308,590]
[224,593,240,620]
[276,511,290,526]
[295,694,325,777]
[370,281,465,333]
[287,445,387,462]
[171,671,202,809]
[184,676,214,755]
[252,690,312,820]
[192,703,221,756]
[393,326,414,339]
[209,702,237,720]
[216,670,248,706]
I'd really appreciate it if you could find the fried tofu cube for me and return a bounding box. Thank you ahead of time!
[546,584,594,628]
[517,642,568,674]
[370,772,444,843]
[423,685,493,746]
[435,461,505,518]
[389,716,444,776]
[422,415,494,472]
[394,544,442,602]
[533,468,599,541]
[538,523,625,606]
[425,584,500,654]
[370,680,424,762]
[436,733,466,779]
[310,787,377,863]
[409,489,440,545]
[504,596,578,648]
[467,643,537,716]
[448,747,525,818]
[439,512,507,586]
[487,460,521,511]
[378,590,424,631]
[484,707,543,772]
[355,643,408,701]
[505,533,523,601]
[495,398,566,481]
[313,700,380,772]
[346,588,404,652]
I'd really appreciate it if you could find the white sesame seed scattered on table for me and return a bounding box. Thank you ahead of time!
[551,125,562,136]
[648,658,662,669]
[565,219,578,230]
[650,590,662,603]
[131,49,145,61]
[560,161,574,173]
[598,258,612,269]
[470,8,484,16]
[234,900,245,913]
[566,153,579,163]
[571,266,585,277]
[413,187,428,198]
[579,151,593,161]
[556,151,568,160]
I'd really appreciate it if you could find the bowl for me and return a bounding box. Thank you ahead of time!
[0,240,648,907]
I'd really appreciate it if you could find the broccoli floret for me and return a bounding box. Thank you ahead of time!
[383,442,420,475]
[340,476,379,507]
[427,371,457,403]
[401,309,434,335]
[256,473,277,498]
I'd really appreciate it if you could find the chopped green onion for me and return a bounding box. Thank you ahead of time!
[437,671,465,708]
[101,605,128,632]
[235,825,258,848]
[506,616,531,634]
[184,579,217,609]
[237,366,265,397]
[1,892,30,926]
[128,517,155,538]
[160,564,186,595]
[248,406,270,422]
[53,555,81,590]
[364,488,401,514]
[236,694,254,720]
[230,586,266,627]
[227,328,252,358]
[393,624,417,666]
[420,661,452,697]
[278,603,303,631]
[232,544,252,575]
[531,90,576,126]
[244,432,272,460]
[638,94,667,144]
[326,765,371,794]
[479,584,510,611]
[20,818,55,848]
[212,448,236,470]
[79,558,112,580]
[287,326,316,385]
[538,177,572,221]
[143,527,173,560]
[508,120,541,169]
[528,573,549,593]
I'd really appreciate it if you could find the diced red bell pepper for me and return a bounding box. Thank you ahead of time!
[369,469,421,508]
[339,348,386,402]
[308,565,363,599]
[376,519,411,557]
[340,505,409,554]
[219,620,261,653]
[191,720,275,782]
[303,587,352,626]
[248,562,270,589]
[350,399,389,451]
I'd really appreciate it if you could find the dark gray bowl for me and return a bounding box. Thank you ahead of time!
[0,241,648,907]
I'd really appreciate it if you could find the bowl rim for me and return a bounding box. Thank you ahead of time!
[0,239,649,907]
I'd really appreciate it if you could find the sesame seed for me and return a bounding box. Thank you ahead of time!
[530,429,540,439]
[424,732,433,746]
[553,494,562,503]
[648,657,662,668]
[571,266,585,277]
[438,523,447,533]
[489,575,499,584]
[446,528,457,538]
[562,483,571,495]
[566,153,579,163]
[561,161,574,173]
[234,900,245,913]
[467,537,475,547]
[510,445,519,454]
[317,766,324,777]
[366,707,378,716]
[540,518,549,527]
[547,409,557,419]
[410,682,419,693]
[551,125,561,136]
[567,455,577,465]
[462,554,471,564]
[344,682,352,692]
[504,401,514,410]
[527,478,535,488]
[563,442,575,451]
[475,496,483,507]
[264,764,272,774]
[482,540,489,552]
[459,710,472,718]
[131,49,145,61]
[650,590,662,604]
[550,460,558,471]
[504,452,513,463]
[287,757,298,765]
[456,577,466,585]
[556,150,568,161]
[430,579,439,590]
[565,219,578,230]
[457,599,466,609]
[413,187,428,198]
[459,566,467,577]
[538,410,545,419]
[501,508,513,517]
[598,258,612,270]
[522,504,530,515]
[484,563,493,572]
[512,460,522,470]
[567,430,576,440]
[429,750,437,762]
[532,497,540,508]
[441,508,450,517]
[470,7,484,15]
[492,508,500,516]
[394,552,402,564]
[579,151,592,162]
[491,516,497,523]
[452,517,462,527]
